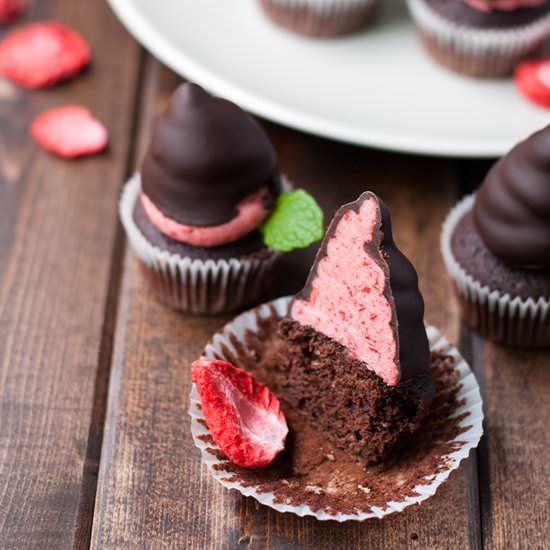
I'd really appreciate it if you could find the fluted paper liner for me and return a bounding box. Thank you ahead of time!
[407,0,550,76]
[119,174,280,314]
[441,195,550,347]
[189,296,483,521]
[260,0,380,37]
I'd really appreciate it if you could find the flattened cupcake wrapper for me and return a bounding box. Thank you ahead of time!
[189,296,484,522]
[119,174,280,315]
[260,0,380,37]
[441,195,550,347]
[407,0,550,76]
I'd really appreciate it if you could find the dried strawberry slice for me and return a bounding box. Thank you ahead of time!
[30,105,108,158]
[0,0,25,23]
[0,21,90,88]
[515,58,550,109]
[190,359,288,469]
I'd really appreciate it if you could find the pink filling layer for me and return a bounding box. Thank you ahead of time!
[141,187,271,248]
[464,0,545,11]
[291,197,398,386]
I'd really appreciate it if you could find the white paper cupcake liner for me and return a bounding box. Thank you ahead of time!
[260,0,379,37]
[265,0,377,14]
[441,195,550,347]
[189,296,484,521]
[407,0,550,76]
[119,174,280,314]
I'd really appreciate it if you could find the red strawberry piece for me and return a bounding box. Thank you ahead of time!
[0,0,25,23]
[30,105,108,158]
[190,359,288,469]
[0,21,90,88]
[515,58,550,109]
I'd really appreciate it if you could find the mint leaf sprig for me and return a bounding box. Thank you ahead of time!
[260,189,324,252]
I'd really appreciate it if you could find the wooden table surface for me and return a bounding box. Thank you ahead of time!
[1,2,549,549]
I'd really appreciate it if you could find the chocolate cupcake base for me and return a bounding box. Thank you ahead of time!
[276,318,434,465]
[408,0,550,77]
[441,195,550,348]
[259,0,379,37]
[191,297,483,520]
[120,174,280,315]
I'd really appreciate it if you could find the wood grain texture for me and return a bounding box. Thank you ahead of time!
[457,158,550,550]
[468,335,550,550]
[0,2,141,548]
[91,63,479,549]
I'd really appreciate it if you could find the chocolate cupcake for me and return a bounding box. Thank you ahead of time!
[120,83,323,314]
[407,0,550,77]
[189,192,483,520]
[259,0,380,37]
[441,125,550,347]
[283,191,435,464]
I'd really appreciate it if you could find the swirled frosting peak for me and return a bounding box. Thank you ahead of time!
[473,124,550,268]
[141,83,279,227]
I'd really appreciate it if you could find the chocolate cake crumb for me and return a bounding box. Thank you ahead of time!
[205,310,470,516]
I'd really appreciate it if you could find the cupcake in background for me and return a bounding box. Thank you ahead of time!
[407,0,550,77]
[441,124,550,347]
[120,83,323,315]
[259,0,380,37]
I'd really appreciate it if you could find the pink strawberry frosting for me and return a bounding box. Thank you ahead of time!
[290,197,399,386]
[141,187,271,248]
[464,0,546,11]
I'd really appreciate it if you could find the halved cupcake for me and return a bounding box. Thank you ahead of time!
[189,191,483,519]
[280,191,435,464]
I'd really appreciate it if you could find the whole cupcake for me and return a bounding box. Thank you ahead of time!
[258,0,380,37]
[407,0,550,77]
[120,83,323,314]
[441,124,550,347]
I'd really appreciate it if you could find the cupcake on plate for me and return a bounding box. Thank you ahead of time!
[189,191,483,520]
[407,0,550,77]
[259,0,380,37]
[441,125,550,347]
[120,83,323,314]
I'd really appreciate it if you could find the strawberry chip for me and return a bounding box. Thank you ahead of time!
[190,359,288,469]
[515,58,550,109]
[0,21,90,88]
[30,105,108,158]
[0,0,25,23]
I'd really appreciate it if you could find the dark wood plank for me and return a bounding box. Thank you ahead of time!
[0,2,141,548]
[468,335,549,549]
[92,62,480,549]
[456,159,550,550]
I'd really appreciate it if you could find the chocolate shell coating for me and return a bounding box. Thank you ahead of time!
[141,83,280,227]
[474,124,550,268]
[292,192,432,385]
[378,197,432,384]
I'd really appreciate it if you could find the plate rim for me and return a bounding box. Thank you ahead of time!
[108,0,519,158]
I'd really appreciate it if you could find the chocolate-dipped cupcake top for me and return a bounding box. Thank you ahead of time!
[290,192,432,389]
[474,124,550,268]
[141,82,280,227]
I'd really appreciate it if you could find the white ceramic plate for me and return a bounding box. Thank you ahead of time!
[108,0,550,157]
